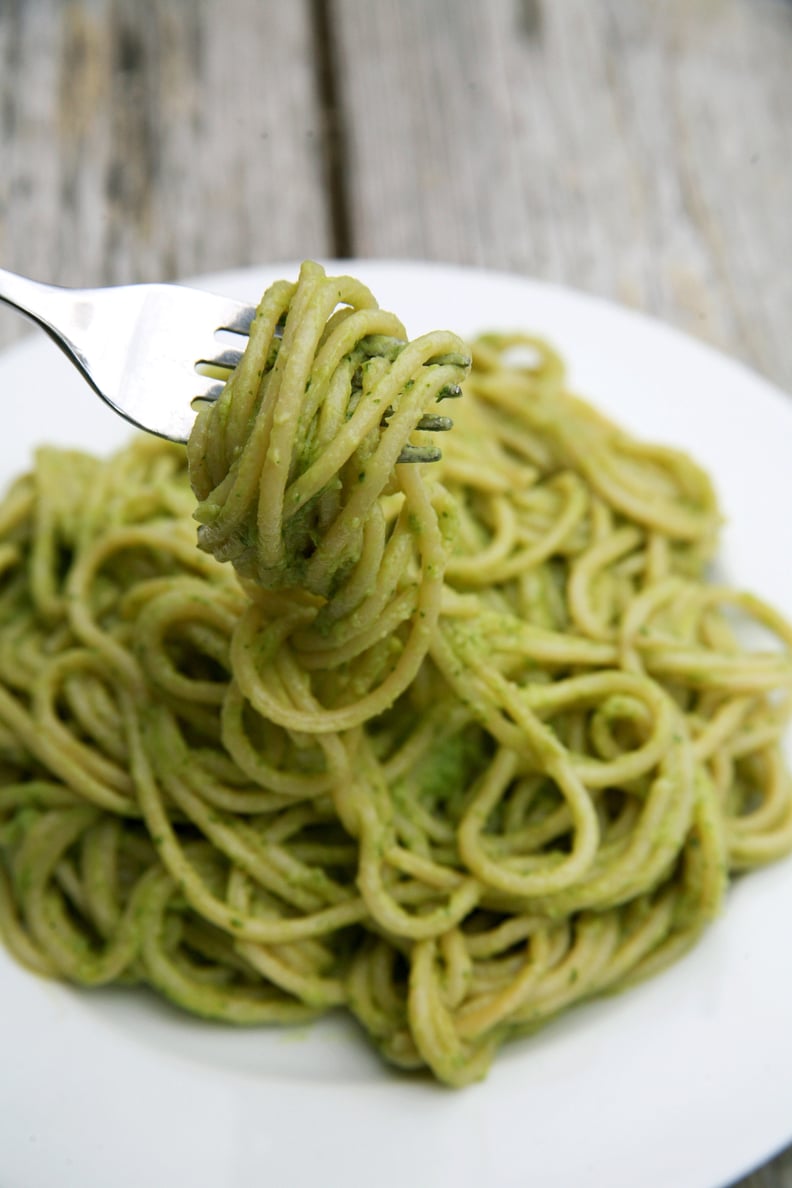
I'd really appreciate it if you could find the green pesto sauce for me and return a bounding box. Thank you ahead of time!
[398,724,491,812]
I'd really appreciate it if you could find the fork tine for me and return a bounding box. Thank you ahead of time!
[219,304,257,335]
[190,382,449,463]
[199,346,245,370]
[437,383,463,401]
[414,413,453,432]
[192,377,226,404]
[398,444,442,463]
[380,409,454,431]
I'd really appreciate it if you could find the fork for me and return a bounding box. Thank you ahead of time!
[0,268,454,460]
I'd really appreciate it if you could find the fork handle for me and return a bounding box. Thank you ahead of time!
[0,266,106,392]
[0,267,85,338]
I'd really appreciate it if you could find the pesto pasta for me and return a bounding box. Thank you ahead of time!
[0,260,790,1086]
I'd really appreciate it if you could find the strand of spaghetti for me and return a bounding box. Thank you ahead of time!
[0,683,136,814]
[230,465,447,732]
[446,473,588,584]
[457,747,601,897]
[135,869,325,1023]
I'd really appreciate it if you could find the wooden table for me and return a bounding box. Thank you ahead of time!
[0,1,790,1184]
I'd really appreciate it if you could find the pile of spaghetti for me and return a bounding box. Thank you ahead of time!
[1,261,791,1086]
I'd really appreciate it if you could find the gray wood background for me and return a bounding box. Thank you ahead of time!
[0,0,790,1184]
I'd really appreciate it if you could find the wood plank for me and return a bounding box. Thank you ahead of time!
[0,0,330,348]
[333,0,792,395]
[741,1146,792,1188]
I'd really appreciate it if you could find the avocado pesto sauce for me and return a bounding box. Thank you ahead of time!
[0,261,791,1087]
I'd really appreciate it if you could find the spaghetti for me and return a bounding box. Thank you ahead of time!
[0,260,790,1086]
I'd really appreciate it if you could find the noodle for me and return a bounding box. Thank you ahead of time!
[0,259,791,1086]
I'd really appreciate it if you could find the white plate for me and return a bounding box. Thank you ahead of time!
[1,262,791,1188]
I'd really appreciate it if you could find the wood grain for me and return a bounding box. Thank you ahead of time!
[741,1147,792,1188]
[334,0,792,395]
[0,0,331,348]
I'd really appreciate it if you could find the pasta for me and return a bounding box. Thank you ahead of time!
[0,259,791,1086]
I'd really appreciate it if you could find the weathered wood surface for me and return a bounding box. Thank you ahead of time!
[0,0,330,347]
[0,1,791,1184]
[335,0,792,396]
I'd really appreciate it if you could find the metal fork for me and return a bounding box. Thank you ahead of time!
[0,268,455,459]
